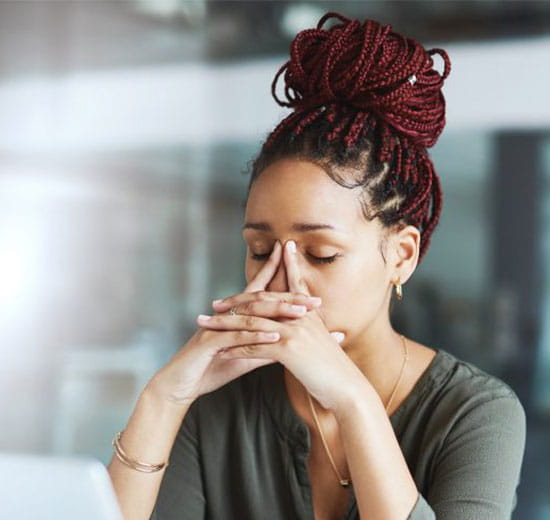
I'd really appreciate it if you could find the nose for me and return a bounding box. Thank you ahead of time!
[266,253,289,293]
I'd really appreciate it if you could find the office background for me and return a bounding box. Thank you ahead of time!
[0,1,549,518]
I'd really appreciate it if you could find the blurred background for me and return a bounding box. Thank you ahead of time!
[0,1,549,518]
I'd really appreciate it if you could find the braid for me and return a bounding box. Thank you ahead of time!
[248,12,451,264]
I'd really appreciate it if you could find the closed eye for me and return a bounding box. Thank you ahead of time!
[250,251,339,264]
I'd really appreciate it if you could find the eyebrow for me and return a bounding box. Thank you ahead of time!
[242,222,345,234]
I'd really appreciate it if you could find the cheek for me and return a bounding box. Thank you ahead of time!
[317,258,386,324]
[304,266,354,326]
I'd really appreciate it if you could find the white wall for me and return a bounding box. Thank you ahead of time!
[0,36,548,153]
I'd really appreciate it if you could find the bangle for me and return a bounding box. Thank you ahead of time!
[112,430,169,473]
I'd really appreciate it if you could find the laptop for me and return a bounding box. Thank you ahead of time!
[0,452,123,519]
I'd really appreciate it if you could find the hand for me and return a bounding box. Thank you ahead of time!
[211,282,343,344]
[147,241,299,407]
[199,240,365,413]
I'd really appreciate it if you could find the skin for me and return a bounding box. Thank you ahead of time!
[241,157,423,413]
[200,157,437,518]
[108,157,439,520]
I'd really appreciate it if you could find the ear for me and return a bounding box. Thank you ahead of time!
[388,224,420,284]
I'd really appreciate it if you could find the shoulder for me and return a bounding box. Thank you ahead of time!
[395,347,526,448]
[426,349,526,446]
[408,350,527,517]
[434,349,523,410]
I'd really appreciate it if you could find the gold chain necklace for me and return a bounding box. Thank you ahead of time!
[306,334,409,488]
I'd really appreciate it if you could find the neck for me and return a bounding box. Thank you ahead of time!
[341,314,406,401]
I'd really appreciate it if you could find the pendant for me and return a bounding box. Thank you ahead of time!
[340,479,351,488]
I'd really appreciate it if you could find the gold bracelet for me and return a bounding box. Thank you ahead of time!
[112,430,169,473]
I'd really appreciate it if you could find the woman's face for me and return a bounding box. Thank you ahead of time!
[243,158,404,344]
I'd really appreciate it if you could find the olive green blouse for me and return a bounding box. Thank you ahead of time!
[150,347,526,519]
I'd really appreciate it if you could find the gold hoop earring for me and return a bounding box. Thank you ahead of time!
[393,278,403,300]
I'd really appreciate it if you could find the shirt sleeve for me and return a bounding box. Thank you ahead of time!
[407,392,526,519]
[149,400,206,520]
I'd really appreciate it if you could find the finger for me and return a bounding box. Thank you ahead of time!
[217,341,279,361]
[203,329,281,352]
[244,240,282,293]
[212,291,321,311]
[197,313,281,333]
[216,299,311,319]
[284,240,310,296]
[216,358,278,370]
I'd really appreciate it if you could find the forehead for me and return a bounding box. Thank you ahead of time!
[245,159,365,231]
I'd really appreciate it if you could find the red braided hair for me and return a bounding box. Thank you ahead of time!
[245,12,451,264]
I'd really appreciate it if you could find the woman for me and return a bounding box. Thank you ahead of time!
[107,12,526,520]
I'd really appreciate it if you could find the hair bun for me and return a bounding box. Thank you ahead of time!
[272,12,451,148]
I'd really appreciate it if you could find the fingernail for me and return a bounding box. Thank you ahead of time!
[212,299,228,307]
[198,314,212,321]
[287,240,296,253]
[291,304,306,313]
[212,299,223,305]
[309,296,322,306]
